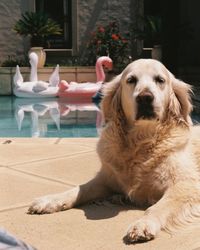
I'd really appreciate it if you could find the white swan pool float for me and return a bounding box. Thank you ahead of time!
[14,98,60,137]
[13,52,60,98]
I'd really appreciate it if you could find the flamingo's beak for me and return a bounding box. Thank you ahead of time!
[103,61,113,71]
[59,80,69,91]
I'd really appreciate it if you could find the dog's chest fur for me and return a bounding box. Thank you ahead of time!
[98,120,189,207]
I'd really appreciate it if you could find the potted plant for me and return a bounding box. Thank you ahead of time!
[145,16,162,60]
[133,15,162,61]
[14,11,62,67]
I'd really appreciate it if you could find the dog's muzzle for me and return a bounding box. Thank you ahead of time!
[136,91,156,120]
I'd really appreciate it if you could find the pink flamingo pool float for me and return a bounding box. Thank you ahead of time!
[58,56,113,100]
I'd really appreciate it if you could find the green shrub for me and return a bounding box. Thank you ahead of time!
[14,11,62,47]
[87,21,130,70]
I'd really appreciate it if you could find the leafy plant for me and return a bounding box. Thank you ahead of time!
[146,16,162,45]
[87,21,130,69]
[1,55,29,67]
[14,11,62,47]
[133,15,162,46]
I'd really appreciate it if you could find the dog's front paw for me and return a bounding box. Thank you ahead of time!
[123,218,158,244]
[28,194,67,214]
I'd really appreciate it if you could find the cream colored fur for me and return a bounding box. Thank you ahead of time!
[28,59,200,244]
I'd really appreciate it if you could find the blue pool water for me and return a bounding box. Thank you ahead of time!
[0,96,100,138]
[0,96,200,138]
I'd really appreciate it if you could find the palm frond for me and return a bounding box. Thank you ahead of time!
[14,11,62,38]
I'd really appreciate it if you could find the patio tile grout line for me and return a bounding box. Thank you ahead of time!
[6,166,77,187]
[6,149,95,167]
[0,204,29,213]
[0,141,97,149]
[55,142,97,149]
[65,143,97,149]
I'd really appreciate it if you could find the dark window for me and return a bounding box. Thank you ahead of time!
[144,0,161,16]
[36,0,72,49]
[144,0,162,47]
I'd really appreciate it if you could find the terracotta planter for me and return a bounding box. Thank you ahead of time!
[29,47,46,68]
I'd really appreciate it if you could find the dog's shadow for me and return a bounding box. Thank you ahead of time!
[77,194,143,220]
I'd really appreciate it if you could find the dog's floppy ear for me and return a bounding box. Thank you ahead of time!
[169,75,193,124]
[101,74,124,123]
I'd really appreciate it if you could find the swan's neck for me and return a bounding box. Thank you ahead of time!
[96,61,105,82]
[30,61,38,82]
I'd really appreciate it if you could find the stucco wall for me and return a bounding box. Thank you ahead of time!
[0,0,26,63]
[0,0,142,64]
[78,0,141,58]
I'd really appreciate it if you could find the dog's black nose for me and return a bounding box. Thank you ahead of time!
[136,91,154,104]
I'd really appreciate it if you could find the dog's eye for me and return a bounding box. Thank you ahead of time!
[154,76,165,84]
[127,75,138,85]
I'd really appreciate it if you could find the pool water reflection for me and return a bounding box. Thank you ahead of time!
[1,97,200,138]
[0,97,102,137]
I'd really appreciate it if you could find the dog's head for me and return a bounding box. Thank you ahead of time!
[101,59,192,125]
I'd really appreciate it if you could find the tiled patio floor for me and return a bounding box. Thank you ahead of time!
[1,138,200,250]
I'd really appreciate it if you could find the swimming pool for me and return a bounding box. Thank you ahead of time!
[0,96,101,138]
[1,96,200,138]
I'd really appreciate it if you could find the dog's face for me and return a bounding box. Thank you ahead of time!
[102,59,192,125]
[121,59,172,121]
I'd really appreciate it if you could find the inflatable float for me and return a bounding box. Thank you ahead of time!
[58,56,113,100]
[14,98,103,137]
[14,98,60,137]
[58,99,103,135]
[13,52,60,98]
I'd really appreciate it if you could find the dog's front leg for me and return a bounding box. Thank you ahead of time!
[28,172,112,214]
[124,181,200,243]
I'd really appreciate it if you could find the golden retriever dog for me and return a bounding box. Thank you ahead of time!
[28,59,200,244]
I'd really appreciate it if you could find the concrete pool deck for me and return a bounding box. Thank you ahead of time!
[0,137,200,250]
